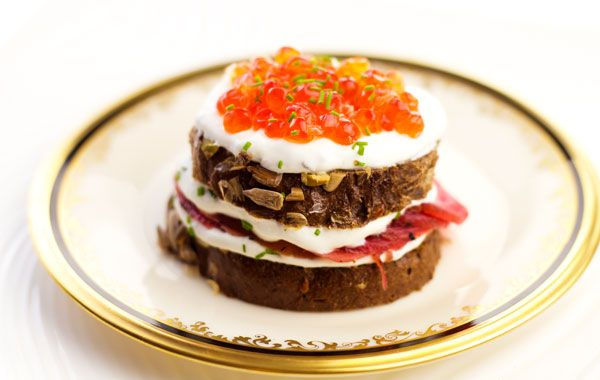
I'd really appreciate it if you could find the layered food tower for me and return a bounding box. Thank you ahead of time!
[158,48,467,311]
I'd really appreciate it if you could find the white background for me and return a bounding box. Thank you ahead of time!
[0,1,599,379]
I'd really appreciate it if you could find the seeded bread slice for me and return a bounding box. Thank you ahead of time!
[189,128,437,229]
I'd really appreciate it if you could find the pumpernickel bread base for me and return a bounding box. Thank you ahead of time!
[190,128,437,229]
[158,208,441,311]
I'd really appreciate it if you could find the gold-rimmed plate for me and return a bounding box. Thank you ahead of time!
[28,57,600,375]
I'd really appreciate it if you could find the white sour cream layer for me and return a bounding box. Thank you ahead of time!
[174,200,429,268]
[177,164,436,254]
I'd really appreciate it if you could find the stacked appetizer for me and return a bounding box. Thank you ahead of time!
[158,48,467,311]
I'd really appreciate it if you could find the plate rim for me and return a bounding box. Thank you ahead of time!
[28,56,600,375]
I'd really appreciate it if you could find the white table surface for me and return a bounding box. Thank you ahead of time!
[1,1,599,378]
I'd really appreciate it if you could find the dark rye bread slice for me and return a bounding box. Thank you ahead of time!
[189,128,438,229]
[158,206,441,311]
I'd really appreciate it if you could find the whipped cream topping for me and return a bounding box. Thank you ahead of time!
[195,70,446,173]
[177,162,437,254]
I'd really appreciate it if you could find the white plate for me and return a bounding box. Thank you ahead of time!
[28,59,599,375]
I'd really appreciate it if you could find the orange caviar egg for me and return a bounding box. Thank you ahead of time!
[216,48,424,145]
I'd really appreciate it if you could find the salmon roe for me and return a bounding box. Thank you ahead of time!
[216,47,424,145]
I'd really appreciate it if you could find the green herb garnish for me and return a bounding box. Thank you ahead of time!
[364,84,375,91]
[241,220,253,231]
[197,186,205,196]
[330,110,340,116]
[268,118,278,123]
[318,90,325,104]
[255,248,278,259]
[352,141,368,156]
[225,104,234,111]
[290,130,299,136]
[288,111,297,122]
[187,226,195,237]
[242,244,246,253]
[277,160,283,169]
[354,160,366,167]
[293,74,306,83]
[242,141,252,152]
[325,91,332,109]
[286,93,294,101]
[314,229,321,236]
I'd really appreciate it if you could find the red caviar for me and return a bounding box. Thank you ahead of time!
[217,47,424,145]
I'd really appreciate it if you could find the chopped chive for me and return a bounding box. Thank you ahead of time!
[186,215,192,224]
[293,74,306,83]
[308,86,321,91]
[225,104,234,111]
[308,97,318,104]
[333,81,339,92]
[352,141,368,156]
[394,212,401,219]
[175,171,181,181]
[250,81,264,87]
[288,111,297,122]
[280,191,286,197]
[259,87,264,96]
[325,91,332,109]
[197,186,206,196]
[187,226,196,237]
[255,248,278,259]
[293,60,301,66]
[277,160,283,169]
[330,110,340,116]
[208,189,217,198]
[290,130,299,136]
[242,141,252,152]
[286,93,294,101]
[241,220,253,231]
[365,126,372,136]
[318,90,325,104]
[296,78,324,84]
[368,92,376,102]
[314,229,321,236]
[242,244,246,253]
[268,118,278,123]
[364,84,375,91]
[354,160,366,167]
[254,75,261,83]
[283,83,290,89]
